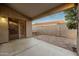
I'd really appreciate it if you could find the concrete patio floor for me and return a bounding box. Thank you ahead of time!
[0,38,76,56]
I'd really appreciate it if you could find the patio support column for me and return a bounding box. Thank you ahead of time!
[77,3,79,55]
[26,19,32,37]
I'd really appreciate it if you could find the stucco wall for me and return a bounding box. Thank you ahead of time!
[0,17,9,43]
[26,19,32,37]
[0,5,32,43]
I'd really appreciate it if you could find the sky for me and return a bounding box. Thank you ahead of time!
[32,12,66,24]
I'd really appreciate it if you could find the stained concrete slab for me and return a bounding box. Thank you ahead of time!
[0,38,76,56]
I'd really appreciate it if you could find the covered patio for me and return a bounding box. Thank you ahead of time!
[0,3,78,56]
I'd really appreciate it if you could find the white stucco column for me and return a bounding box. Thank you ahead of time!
[26,19,32,37]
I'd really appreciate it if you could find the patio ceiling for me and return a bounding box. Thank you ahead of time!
[6,3,74,20]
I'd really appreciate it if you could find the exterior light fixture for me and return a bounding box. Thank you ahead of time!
[0,17,7,23]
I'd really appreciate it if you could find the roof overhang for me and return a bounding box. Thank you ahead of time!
[5,3,75,20]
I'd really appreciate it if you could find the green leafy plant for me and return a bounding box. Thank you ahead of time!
[64,7,77,29]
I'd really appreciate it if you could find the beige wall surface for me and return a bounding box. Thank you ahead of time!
[0,17,9,43]
[26,19,32,37]
[0,5,32,43]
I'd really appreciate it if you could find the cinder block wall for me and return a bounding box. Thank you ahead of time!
[32,24,77,40]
